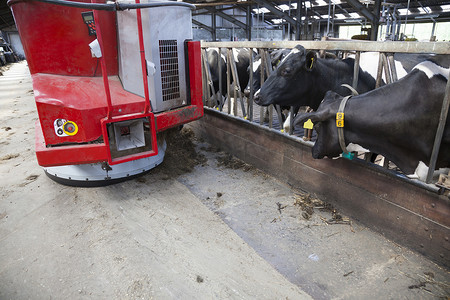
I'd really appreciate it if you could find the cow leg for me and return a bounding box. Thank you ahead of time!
[283,111,292,133]
[275,105,285,131]
[283,106,302,134]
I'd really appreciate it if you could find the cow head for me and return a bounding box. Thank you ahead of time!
[294,91,344,159]
[254,45,318,107]
[244,49,290,98]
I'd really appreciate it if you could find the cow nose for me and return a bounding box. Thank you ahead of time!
[244,88,250,97]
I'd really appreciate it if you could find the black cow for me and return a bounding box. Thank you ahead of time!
[233,48,253,94]
[254,45,377,110]
[293,56,450,178]
[206,48,227,99]
[206,48,254,108]
[206,48,254,94]
[244,48,291,98]
[244,49,298,128]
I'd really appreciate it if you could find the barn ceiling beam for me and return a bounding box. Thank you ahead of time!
[345,0,377,24]
[194,7,237,16]
[311,8,324,19]
[371,0,381,40]
[203,6,248,30]
[253,0,299,27]
[194,1,254,7]
[192,19,214,33]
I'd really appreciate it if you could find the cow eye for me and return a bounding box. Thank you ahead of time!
[280,67,291,77]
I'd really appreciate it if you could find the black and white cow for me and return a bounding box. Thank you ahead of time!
[252,45,377,132]
[253,45,377,110]
[206,48,254,108]
[233,48,253,94]
[293,56,450,179]
[352,52,436,81]
[253,45,435,132]
[244,48,291,98]
[206,48,227,99]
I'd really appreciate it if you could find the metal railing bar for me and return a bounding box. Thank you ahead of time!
[259,48,265,126]
[201,48,215,107]
[202,41,450,55]
[388,53,398,82]
[226,50,231,115]
[426,76,450,183]
[352,51,360,89]
[218,47,224,111]
[248,48,254,121]
[227,49,247,118]
[200,42,450,186]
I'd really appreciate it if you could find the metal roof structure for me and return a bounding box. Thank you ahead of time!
[190,0,450,40]
[0,1,15,30]
[191,0,450,23]
[1,0,450,37]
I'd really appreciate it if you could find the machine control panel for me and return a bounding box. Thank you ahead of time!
[81,11,96,36]
[54,119,78,137]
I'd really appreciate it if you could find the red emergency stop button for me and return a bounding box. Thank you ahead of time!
[63,121,78,136]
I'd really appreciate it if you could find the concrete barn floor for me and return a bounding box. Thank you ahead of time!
[0,61,449,299]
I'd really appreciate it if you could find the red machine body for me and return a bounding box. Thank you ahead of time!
[9,0,203,168]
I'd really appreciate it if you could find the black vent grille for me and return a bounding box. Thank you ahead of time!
[159,40,180,102]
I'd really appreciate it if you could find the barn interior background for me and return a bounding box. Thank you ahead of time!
[1,0,450,55]
[1,0,449,268]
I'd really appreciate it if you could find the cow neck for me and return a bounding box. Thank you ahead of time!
[337,95,352,154]
[307,59,336,109]
[316,59,350,101]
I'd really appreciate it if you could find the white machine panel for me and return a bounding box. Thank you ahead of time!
[117,1,193,112]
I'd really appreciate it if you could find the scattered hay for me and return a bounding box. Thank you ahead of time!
[0,153,20,161]
[294,192,325,220]
[153,127,207,178]
[293,191,351,225]
[216,153,254,172]
[26,174,39,181]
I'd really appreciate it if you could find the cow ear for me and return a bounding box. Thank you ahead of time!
[305,51,317,71]
[294,44,306,53]
[293,111,328,128]
[293,113,316,128]
[270,51,284,66]
[293,107,335,128]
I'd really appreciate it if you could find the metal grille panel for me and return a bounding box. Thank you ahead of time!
[159,40,180,102]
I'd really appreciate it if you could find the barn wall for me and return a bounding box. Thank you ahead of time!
[188,108,450,269]
[5,31,24,60]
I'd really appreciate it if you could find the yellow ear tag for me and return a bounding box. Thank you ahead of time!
[336,112,344,127]
[310,57,314,69]
[304,119,314,129]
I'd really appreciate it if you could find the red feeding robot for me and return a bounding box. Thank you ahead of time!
[8,0,203,186]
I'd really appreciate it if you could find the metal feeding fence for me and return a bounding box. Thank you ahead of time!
[200,40,450,188]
